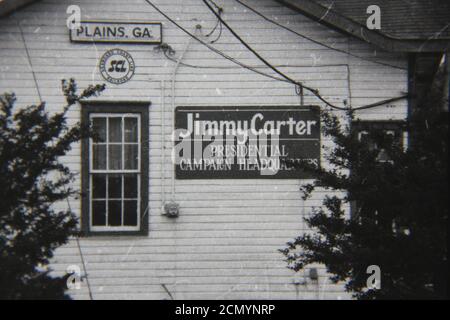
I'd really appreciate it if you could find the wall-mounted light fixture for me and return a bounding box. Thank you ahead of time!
[309,268,319,281]
[163,201,180,218]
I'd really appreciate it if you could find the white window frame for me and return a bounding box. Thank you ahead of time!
[89,113,141,232]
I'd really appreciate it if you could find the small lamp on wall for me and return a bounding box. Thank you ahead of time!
[163,201,180,218]
[309,268,319,281]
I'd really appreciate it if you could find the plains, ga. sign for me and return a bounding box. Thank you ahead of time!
[70,21,162,44]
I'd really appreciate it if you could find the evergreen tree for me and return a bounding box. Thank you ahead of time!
[0,79,104,299]
[281,72,448,299]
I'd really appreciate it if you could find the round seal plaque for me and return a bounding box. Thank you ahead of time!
[99,48,135,84]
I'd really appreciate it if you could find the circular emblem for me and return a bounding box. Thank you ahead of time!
[99,49,135,84]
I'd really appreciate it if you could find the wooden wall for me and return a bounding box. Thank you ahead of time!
[0,0,408,299]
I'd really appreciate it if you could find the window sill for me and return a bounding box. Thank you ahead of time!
[79,229,148,237]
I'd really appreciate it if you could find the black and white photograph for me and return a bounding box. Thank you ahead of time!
[0,0,448,305]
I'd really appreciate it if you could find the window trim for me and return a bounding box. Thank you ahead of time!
[89,114,141,232]
[350,120,406,219]
[352,120,408,151]
[81,102,149,236]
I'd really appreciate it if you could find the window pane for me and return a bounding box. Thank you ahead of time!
[124,118,138,142]
[109,117,122,143]
[88,113,143,231]
[108,174,122,199]
[377,149,391,162]
[358,131,377,151]
[92,174,106,199]
[108,200,122,226]
[124,175,138,198]
[124,144,139,170]
[108,145,122,170]
[92,201,106,226]
[92,118,106,143]
[124,200,138,226]
[358,131,369,143]
[93,145,106,170]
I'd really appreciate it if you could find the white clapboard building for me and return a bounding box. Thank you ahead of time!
[0,0,448,299]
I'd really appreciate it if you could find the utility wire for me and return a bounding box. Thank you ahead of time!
[202,0,304,86]
[204,16,220,37]
[144,0,408,111]
[16,19,43,103]
[207,0,222,11]
[75,236,93,300]
[144,0,292,84]
[201,0,347,110]
[158,47,408,111]
[209,19,223,44]
[160,47,338,70]
[204,0,223,43]
[201,0,407,111]
[59,174,93,300]
[18,16,93,299]
[233,0,406,71]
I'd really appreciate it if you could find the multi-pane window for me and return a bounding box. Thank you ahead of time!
[358,129,397,162]
[350,121,406,219]
[354,121,406,162]
[89,114,141,232]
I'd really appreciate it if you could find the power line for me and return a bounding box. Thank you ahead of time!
[203,0,223,43]
[158,43,328,70]
[202,0,303,86]
[56,170,93,300]
[144,0,408,111]
[233,0,406,71]
[201,0,353,110]
[204,14,220,39]
[16,19,43,104]
[158,46,406,111]
[75,237,93,300]
[143,0,292,84]
[148,2,365,107]
[20,41,94,298]
[201,0,408,111]
[156,37,351,71]
[207,0,222,11]
[209,18,223,44]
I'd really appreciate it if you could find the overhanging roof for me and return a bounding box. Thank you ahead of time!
[276,0,450,52]
[2,0,449,52]
[0,0,39,18]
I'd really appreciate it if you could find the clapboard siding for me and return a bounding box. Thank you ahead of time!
[0,0,408,300]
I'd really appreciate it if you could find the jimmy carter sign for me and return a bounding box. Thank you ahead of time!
[174,106,321,179]
[70,21,162,44]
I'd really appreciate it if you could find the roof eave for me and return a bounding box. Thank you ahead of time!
[276,0,450,53]
[0,0,40,18]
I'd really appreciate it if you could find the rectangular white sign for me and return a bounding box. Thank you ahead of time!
[70,21,162,44]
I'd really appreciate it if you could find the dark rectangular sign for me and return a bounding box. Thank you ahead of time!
[174,106,321,179]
